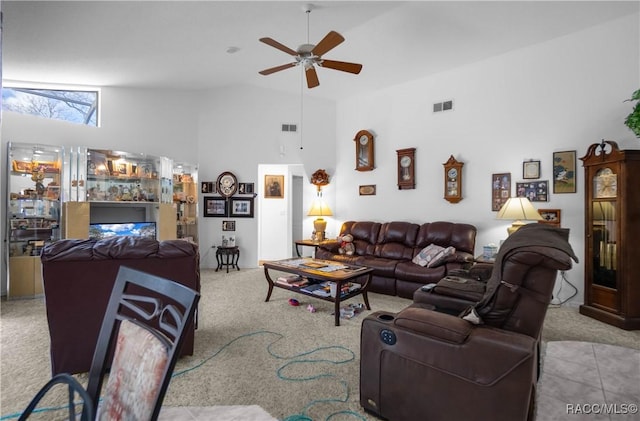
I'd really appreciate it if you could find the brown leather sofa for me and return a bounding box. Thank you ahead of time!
[314,221,477,298]
[359,224,578,421]
[40,237,200,375]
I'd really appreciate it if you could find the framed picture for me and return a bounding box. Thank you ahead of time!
[538,209,561,227]
[238,182,255,195]
[553,150,577,193]
[117,163,128,175]
[491,173,511,211]
[203,196,228,217]
[222,220,236,231]
[359,185,376,196]
[230,197,254,218]
[516,180,549,202]
[264,175,284,199]
[523,160,540,179]
[201,182,214,194]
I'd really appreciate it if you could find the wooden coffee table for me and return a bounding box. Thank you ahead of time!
[263,257,373,326]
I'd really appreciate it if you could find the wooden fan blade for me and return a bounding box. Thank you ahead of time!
[259,37,298,56]
[320,60,363,74]
[305,67,320,89]
[259,63,297,75]
[311,31,344,57]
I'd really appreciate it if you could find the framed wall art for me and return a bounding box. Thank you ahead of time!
[491,173,511,211]
[222,220,236,231]
[204,196,227,217]
[516,180,549,202]
[359,185,376,196]
[238,182,254,194]
[201,182,214,194]
[538,209,561,227]
[523,160,540,179]
[264,175,284,198]
[553,150,577,193]
[230,197,254,218]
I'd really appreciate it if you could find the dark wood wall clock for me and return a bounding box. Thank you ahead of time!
[216,171,238,198]
[396,148,416,189]
[354,129,375,171]
[443,155,463,203]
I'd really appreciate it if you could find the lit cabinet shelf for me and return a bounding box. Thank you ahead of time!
[84,149,165,203]
[6,142,63,298]
[173,163,198,244]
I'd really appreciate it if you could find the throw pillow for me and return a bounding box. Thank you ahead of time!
[426,246,456,268]
[412,244,445,267]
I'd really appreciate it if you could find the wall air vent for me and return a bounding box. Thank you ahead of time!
[281,124,298,132]
[433,99,454,113]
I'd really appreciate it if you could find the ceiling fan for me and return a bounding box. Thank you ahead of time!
[258,7,363,89]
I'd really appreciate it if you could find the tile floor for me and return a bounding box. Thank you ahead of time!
[536,341,640,421]
[158,404,277,420]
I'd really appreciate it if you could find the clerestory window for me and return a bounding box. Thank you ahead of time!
[1,85,99,127]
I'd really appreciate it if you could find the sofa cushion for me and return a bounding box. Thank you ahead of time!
[412,244,444,267]
[339,221,382,256]
[375,222,419,261]
[427,246,456,268]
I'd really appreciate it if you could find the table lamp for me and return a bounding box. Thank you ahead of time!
[496,197,542,235]
[308,199,333,241]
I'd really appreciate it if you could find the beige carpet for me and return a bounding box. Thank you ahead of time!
[1,268,639,420]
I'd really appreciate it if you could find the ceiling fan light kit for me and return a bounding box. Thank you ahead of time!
[258,7,362,89]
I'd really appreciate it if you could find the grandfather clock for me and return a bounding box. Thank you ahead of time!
[579,140,640,330]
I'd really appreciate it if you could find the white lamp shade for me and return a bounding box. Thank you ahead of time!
[307,199,333,217]
[496,197,543,221]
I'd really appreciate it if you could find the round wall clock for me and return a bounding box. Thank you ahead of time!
[354,130,375,171]
[216,171,238,198]
[443,155,464,203]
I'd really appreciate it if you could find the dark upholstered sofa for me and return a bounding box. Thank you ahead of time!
[314,221,476,298]
[40,237,200,375]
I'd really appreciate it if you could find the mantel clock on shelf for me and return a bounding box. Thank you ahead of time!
[354,129,374,171]
[396,148,416,190]
[443,155,463,203]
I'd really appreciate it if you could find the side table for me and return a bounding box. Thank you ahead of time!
[216,246,240,273]
[294,239,334,257]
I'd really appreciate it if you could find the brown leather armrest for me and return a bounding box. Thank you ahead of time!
[394,306,472,344]
[319,240,340,253]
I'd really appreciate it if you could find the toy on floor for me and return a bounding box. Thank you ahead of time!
[288,298,300,306]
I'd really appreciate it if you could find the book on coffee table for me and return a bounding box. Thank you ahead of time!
[299,261,328,269]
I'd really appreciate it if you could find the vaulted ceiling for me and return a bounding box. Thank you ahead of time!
[2,1,638,100]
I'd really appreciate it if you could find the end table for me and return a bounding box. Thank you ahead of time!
[216,246,240,273]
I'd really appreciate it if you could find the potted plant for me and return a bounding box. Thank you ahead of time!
[624,89,640,138]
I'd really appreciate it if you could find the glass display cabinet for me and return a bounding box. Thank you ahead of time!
[6,142,63,298]
[173,162,198,244]
[579,140,640,330]
[62,148,175,241]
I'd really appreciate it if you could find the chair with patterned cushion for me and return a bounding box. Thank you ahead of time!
[18,266,200,421]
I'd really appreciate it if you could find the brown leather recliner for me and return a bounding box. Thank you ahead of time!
[40,237,200,375]
[359,224,578,421]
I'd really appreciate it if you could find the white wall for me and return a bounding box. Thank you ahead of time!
[334,14,640,305]
[195,85,336,268]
